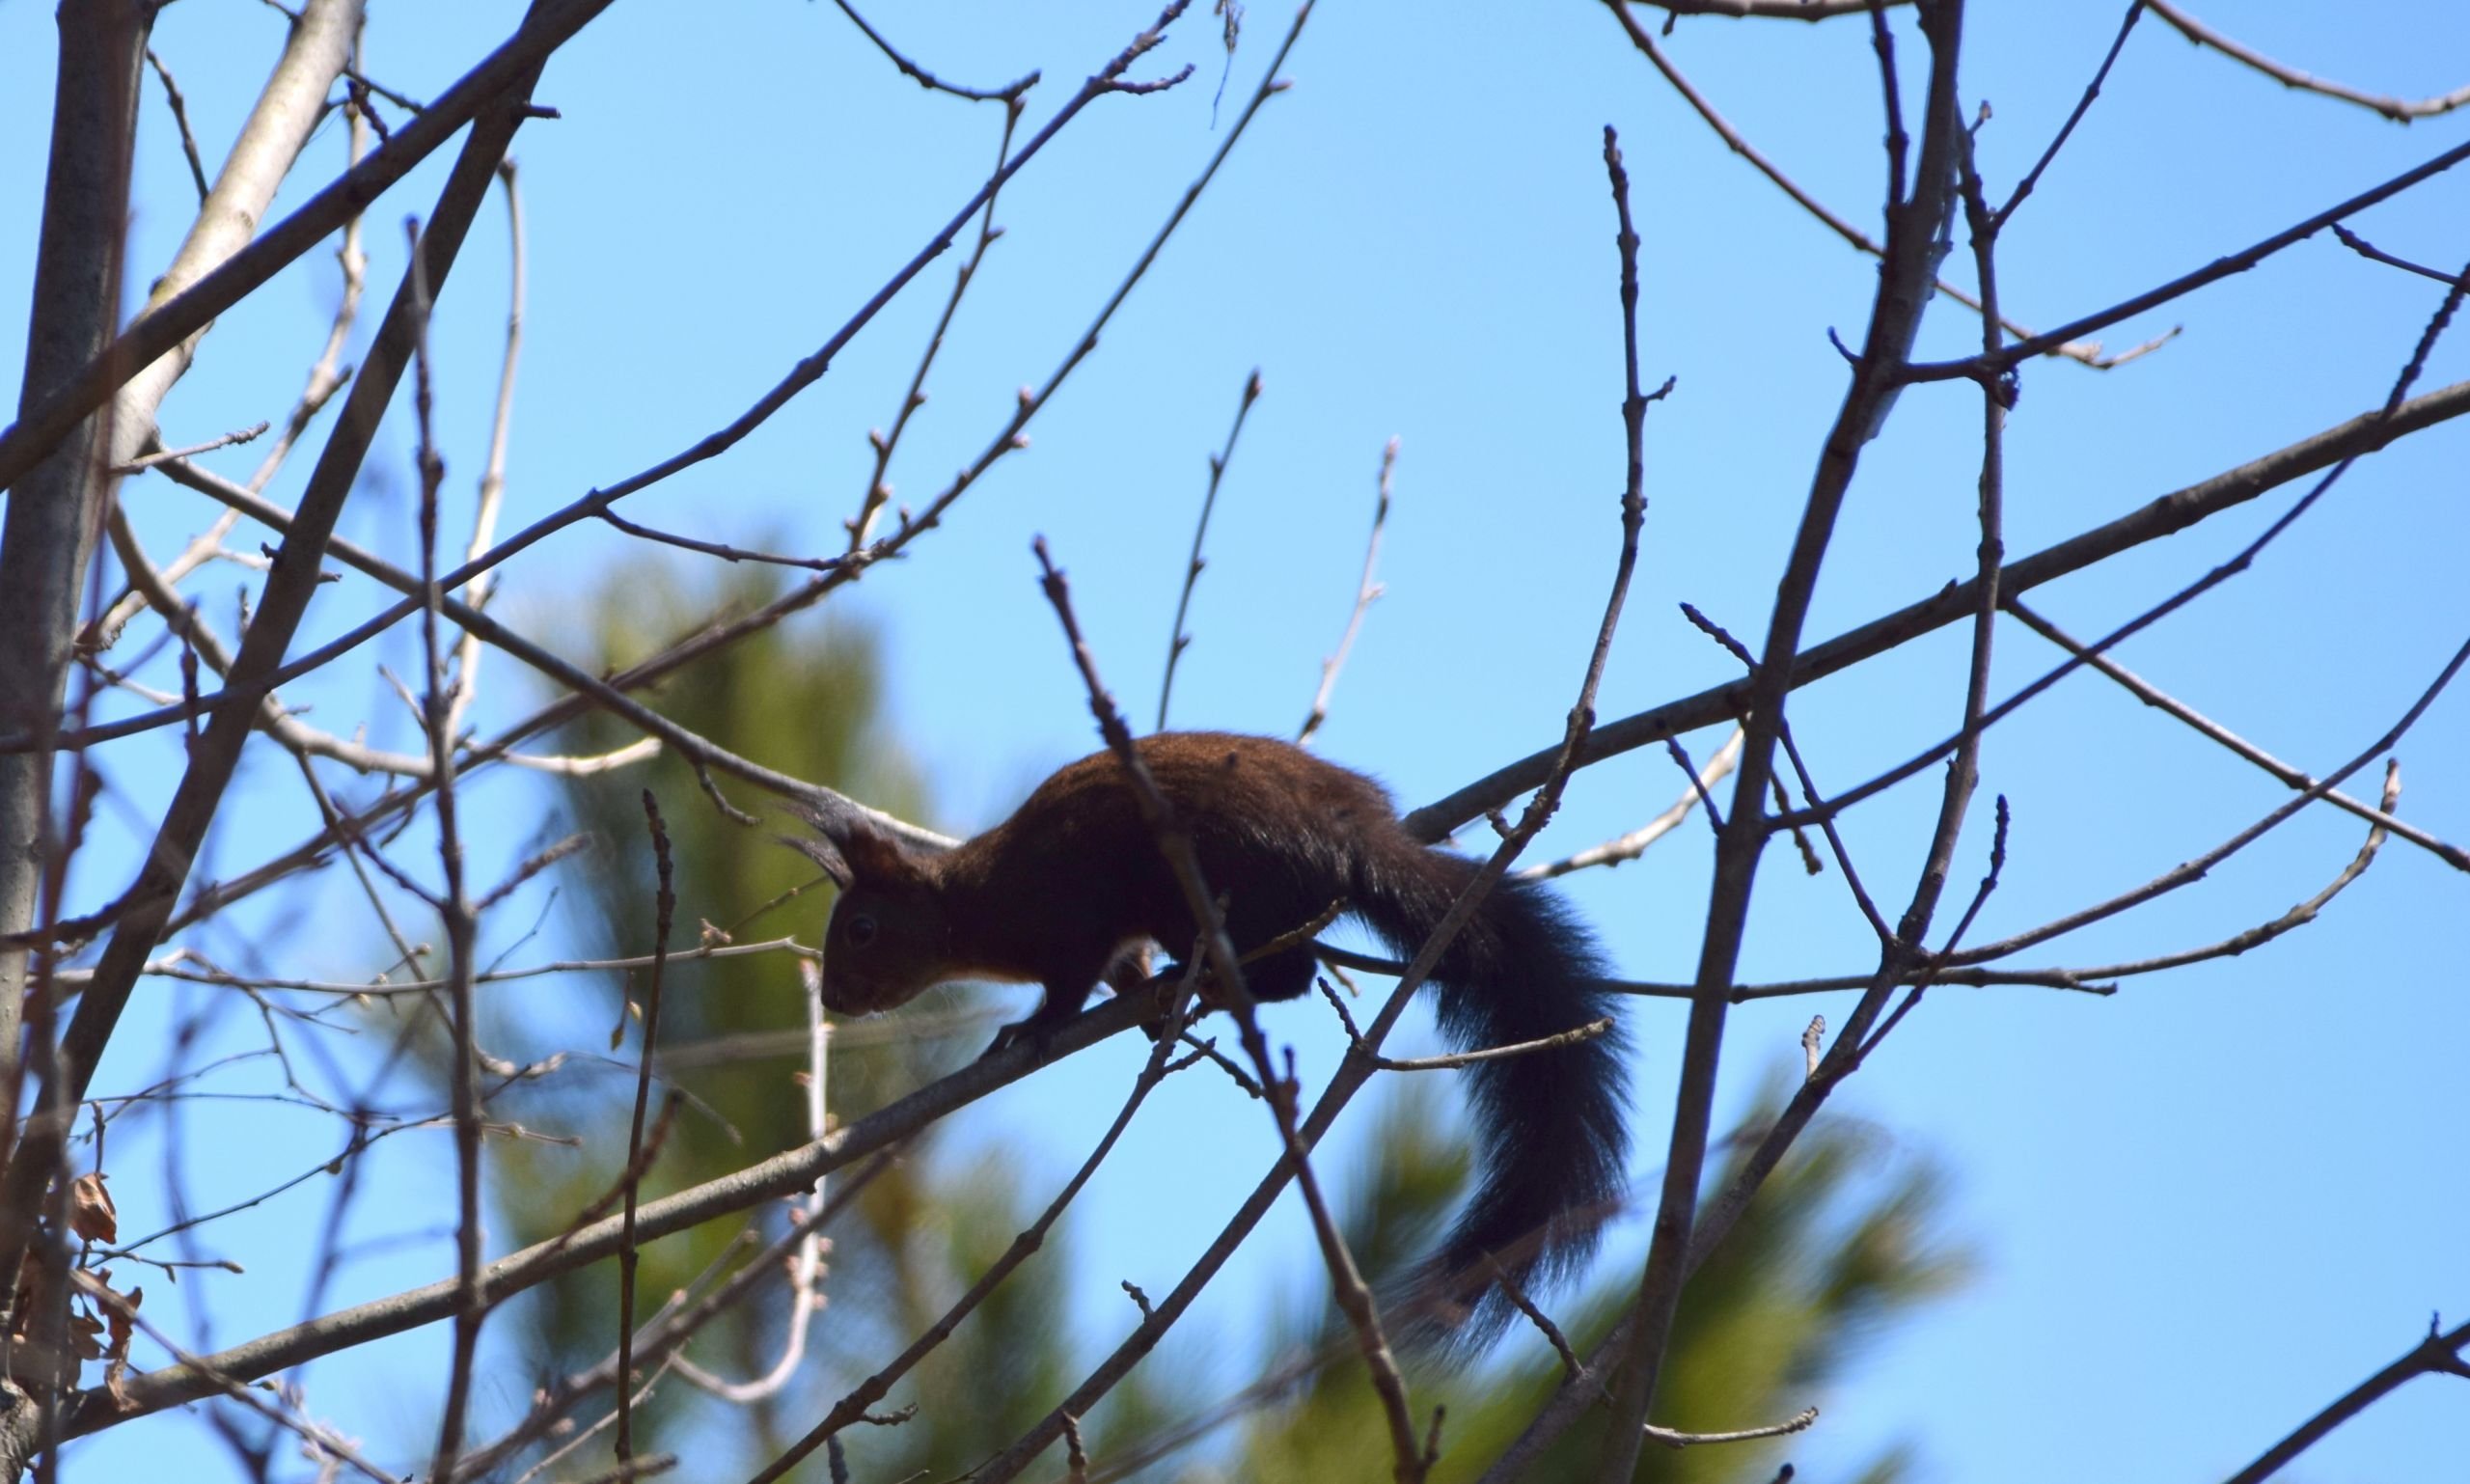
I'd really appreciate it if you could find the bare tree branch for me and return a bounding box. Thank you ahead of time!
[0,2,151,1322]
[1591,10,1968,1470]
[0,0,613,494]
[2148,1,2470,122]
[1160,369,1262,731]
[2220,1315,2470,1484]
[0,42,553,1331]
[1297,437,1395,746]
[1405,374,2470,841]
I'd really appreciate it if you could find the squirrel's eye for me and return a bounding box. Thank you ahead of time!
[845,914,878,948]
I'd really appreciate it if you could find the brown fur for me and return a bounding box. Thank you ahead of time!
[808,731,1630,1346]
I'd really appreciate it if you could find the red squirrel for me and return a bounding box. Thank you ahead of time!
[796,731,1630,1343]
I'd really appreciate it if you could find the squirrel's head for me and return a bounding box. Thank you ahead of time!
[783,810,959,1017]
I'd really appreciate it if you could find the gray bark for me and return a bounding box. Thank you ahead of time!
[107,0,363,467]
[0,0,151,1184]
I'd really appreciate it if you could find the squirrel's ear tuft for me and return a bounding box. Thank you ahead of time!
[782,804,922,890]
[777,826,855,890]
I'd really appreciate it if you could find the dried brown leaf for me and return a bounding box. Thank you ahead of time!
[68,1171,117,1244]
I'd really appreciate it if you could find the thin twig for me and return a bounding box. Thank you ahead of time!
[2004,598,2466,871]
[554,1095,682,1243]
[667,962,832,1403]
[1994,2,2144,228]
[499,736,664,776]
[1842,108,2017,1066]
[1601,0,2134,368]
[84,505,241,654]
[1483,1254,1583,1384]
[2018,762,2399,985]
[1948,637,2464,969]
[1370,1018,1615,1071]
[1519,726,1743,878]
[289,754,427,976]
[2329,222,2466,289]
[472,833,592,913]
[115,932,814,998]
[2220,1314,2470,1484]
[827,0,1039,100]
[1247,900,1346,967]
[1643,1406,1819,1449]
[1298,436,1396,745]
[614,791,676,1463]
[1161,368,1263,730]
[597,508,857,573]
[444,157,527,744]
[847,96,1025,552]
[1769,721,1886,936]
[1903,135,2470,382]
[1661,737,1725,833]
[563,1453,678,1484]
[110,421,270,474]
[1638,0,1907,14]
[1309,941,2109,1001]
[143,47,213,203]
[1061,1414,1090,1483]
[2147,0,2470,122]
[245,73,370,497]
[410,208,490,1478]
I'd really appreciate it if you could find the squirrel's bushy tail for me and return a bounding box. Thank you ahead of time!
[1350,837,1630,1348]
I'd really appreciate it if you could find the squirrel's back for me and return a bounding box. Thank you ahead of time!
[812,731,1630,1346]
[1031,734,1632,1342]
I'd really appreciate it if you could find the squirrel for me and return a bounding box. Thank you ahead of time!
[794,731,1630,1344]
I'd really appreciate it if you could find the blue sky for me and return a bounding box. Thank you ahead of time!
[4,1,2467,1479]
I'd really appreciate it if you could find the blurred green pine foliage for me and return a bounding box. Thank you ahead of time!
[1193,1075,1970,1484]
